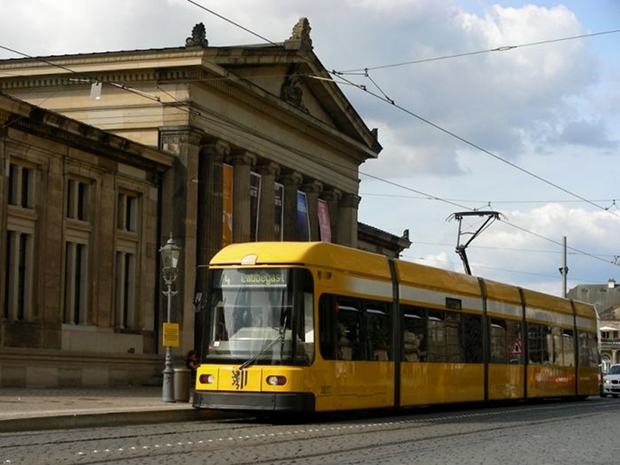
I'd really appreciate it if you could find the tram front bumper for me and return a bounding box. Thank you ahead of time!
[192,391,315,412]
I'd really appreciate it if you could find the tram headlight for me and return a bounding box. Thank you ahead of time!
[199,374,215,385]
[266,375,287,386]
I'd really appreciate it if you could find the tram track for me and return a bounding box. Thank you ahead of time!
[2,400,613,464]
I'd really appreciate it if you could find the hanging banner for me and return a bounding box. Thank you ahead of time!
[274,182,284,240]
[296,191,310,241]
[317,199,331,242]
[222,163,233,247]
[250,172,261,242]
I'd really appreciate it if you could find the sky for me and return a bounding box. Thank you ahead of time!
[1,0,619,297]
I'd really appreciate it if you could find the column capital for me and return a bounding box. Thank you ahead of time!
[159,126,205,152]
[340,192,361,209]
[202,139,231,158]
[279,171,303,188]
[322,188,342,202]
[228,151,257,167]
[256,161,281,177]
[301,180,323,195]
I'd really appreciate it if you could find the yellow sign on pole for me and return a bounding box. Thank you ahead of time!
[163,323,180,348]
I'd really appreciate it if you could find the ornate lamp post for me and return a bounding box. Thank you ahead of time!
[160,233,181,402]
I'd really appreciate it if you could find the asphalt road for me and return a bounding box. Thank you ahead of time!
[0,398,617,464]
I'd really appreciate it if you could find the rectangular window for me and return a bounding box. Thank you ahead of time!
[462,314,483,363]
[336,298,363,360]
[427,309,447,362]
[366,302,391,361]
[490,318,523,364]
[64,242,88,324]
[527,324,551,364]
[67,179,90,221]
[4,231,33,321]
[403,306,426,362]
[115,252,136,329]
[445,311,462,362]
[8,163,34,208]
[552,326,563,365]
[562,329,575,367]
[117,192,139,232]
[578,331,597,368]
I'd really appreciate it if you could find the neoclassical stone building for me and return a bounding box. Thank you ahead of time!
[0,20,409,387]
[0,92,174,386]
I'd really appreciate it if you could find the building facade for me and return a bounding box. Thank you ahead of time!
[0,20,409,387]
[568,279,620,372]
[0,92,174,386]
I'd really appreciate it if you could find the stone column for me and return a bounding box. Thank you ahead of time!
[229,152,256,243]
[301,180,323,241]
[337,193,361,248]
[159,127,203,353]
[197,140,230,267]
[279,171,303,241]
[322,188,341,244]
[256,162,280,241]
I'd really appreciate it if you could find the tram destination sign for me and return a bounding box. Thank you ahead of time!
[220,269,288,288]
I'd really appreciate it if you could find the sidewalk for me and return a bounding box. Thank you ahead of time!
[0,386,225,433]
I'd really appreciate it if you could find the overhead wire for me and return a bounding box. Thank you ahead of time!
[335,28,620,74]
[336,71,620,222]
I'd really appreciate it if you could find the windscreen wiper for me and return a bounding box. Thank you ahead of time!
[238,322,286,371]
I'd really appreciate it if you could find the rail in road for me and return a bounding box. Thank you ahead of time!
[1,399,618,464]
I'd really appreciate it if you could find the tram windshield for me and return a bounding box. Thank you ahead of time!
[204,268,314,366]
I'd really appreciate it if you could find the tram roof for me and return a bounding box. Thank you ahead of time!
[209,241,392,278]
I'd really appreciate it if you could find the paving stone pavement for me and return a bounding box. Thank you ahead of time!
[0,386,220,433]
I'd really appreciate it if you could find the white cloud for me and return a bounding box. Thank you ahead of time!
[1,0,618,293]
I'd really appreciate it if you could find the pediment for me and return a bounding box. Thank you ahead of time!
[210,48,381,158]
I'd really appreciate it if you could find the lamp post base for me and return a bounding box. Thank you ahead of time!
[162,346,175,402]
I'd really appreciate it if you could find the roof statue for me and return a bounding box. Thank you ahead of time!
[186,23,209,48]
[280,66,308,113]
[284,18,313,50]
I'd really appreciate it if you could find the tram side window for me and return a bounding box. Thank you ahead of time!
[403,306,426,362]
[366,302,391,361]
[490,319,508,363]
[578,331,597,368]
[527,324,551,364]
[427,310,447,362]
[445,311,463,362]
[490,319,523,364]
[551,327,564,366]
[335,298,364,361]
[562,329,575,367]
[462,314,483,363]
[318,294,337,360]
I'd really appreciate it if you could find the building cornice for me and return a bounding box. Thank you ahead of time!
[0,92,174,171]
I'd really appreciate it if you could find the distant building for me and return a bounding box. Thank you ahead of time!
[0,20,409,387]
[568,279,620,371]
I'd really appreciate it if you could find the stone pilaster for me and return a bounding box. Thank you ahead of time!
[279,171,303,241]
[337,193,361,248]
[229,152,256,243]
[256,162,280,241]
[301,180,323,241]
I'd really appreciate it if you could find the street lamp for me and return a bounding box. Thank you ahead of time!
[160,232,181,402]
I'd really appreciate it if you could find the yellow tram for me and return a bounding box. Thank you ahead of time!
[192,242,599,412]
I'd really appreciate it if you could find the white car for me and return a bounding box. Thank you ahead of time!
[601,364,620,398]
